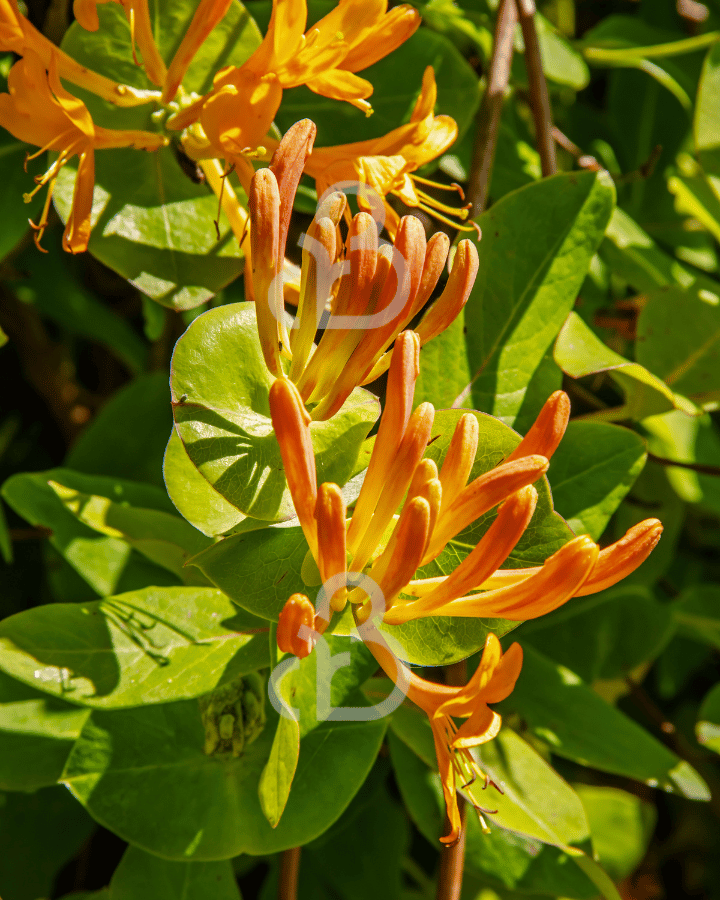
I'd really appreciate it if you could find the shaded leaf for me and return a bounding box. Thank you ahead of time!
[111,846,241,900]
[63,701,385,859]
[0,669,90,791]
[500,644,709,799]
[554,311,696,420]
[0,587,269,708]
[0,786,94,900]
[548,421,647,540]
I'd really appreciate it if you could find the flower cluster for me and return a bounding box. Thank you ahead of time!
[0,0,464,256]
[248,120,478,419]
[270,328,662,841]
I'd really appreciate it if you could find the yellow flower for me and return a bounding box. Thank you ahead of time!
[270,335,663,633]
[166,0,420,168]
[301,67,468,237]
[248,120,477,420]
[0,52,166,252]
[364,628,523,844]
[0,0,159,106]
[73,0,167,87]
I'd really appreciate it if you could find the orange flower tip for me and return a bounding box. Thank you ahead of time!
[269,376,311,427]
[277,593,316,658]
[507,390,571,463]
[578,518,663,596]
[315,190,347,225]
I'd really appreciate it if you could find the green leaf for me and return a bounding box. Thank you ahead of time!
[695,41,720,198]
[111,846,241,900]
[501,644,709,799]
[63,701,385,859]
[388,730,599,899]
[171,303,379,520]
[533,13,590,90]
[56,1,262,309]
[696,683,720,754]
[0,669,90,791]
[0,587,269,708]
[2,468,183,595]
[0,786,94,900]
[66,373,173,488]
[672,584,720,650]
[601,207,720,298]
[303,773,410,900]
[576,785,656,882]
[636,285,720,403]
[462,171,615,425]
[547,421,647,539]
[554,311,695,420]
[164,429,246,537]
[668,172,720,244]
[520,585,675,682]
[47,478,211,581]
[258,713,300,828]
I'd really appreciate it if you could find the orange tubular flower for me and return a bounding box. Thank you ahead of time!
[277,593,316,658]
[301,67,469,237]
[249,121,478,421]
[166,0,420,171]
[363,626,523,844]
[271,333,663,636]
[0,52,166,253]
[0,0,159,106]
[73,0,167,87]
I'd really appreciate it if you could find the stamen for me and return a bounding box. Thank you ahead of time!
[415,187,471,220]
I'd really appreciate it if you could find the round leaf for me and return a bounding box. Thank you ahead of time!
[170,303,379,520]
[63,701,385,859]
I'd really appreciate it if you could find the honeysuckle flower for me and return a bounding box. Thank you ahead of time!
[299,67,469,237]
[363,627,523,844]
[249,120,478,420]
[0,0,159,105]
[73,0,167,87]
[271,336,663,637]
[166,0,420,170]
[0,52,167,252]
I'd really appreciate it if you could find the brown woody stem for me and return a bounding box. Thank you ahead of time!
[278,846,301,900]
[436,659,468,900]
[467,0,517,215]
[516,0,557,176]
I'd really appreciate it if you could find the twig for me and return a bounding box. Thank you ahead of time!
[436,658,468,900]
[466,0,517,216]
[516,0,557,176]
[278,846,301,900]
[647,452,720,478]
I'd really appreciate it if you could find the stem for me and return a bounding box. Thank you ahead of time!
[436,658,468,900]
[278,846,301,900]
[647,452,720,478]
[516,0,557,176]
[466,0,517,216]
